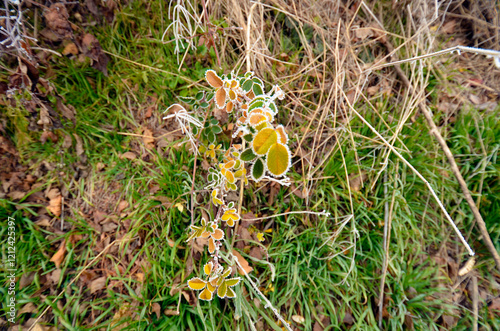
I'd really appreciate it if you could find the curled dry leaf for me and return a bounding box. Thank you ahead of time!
[50,241,66,268]
[142,128,155,149]
[47,188,62,216]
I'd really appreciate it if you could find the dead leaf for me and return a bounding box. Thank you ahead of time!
[120,151,137,160]
[19,302,37,315]
[50,241,66,268]
[80,34,109,76]
[50,269,61,283]
[62,134,73,149]
[73,133,84,157]
[232,250,253,275]
[151,303,161,319]
[355,27,374,40]
[8,191,26,200]
[47,188,62,216]
[469,94,481,105]
[44,3,73,40]
[292,315,305,324]
[348,171,367,192]
[63,43,79,56]
[40,131,58,144]
[142,128,155,149]
[80,270,97,285]
[441,20,456,34]
[164,309,179,316]
[489,297,500,315]
[117,200,129,213]
[90,276,106,294]
[57,99,76,124]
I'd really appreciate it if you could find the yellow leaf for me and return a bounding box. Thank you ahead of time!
[199,287,213,301]
[174,202,184,212]
[256,232,264,242]
[252,128,278,155]
[187,277,206,290]
[208,238,216,254]
[226,287,236,298]
[266,143,290,177]
[204,262,213,276]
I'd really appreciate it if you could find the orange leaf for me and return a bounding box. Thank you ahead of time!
[232,250,253,275]
[50,241,66,268]
[205,70,223,88]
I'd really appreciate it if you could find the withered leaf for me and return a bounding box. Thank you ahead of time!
[232,249,253,275]
[47,188,62,216]
[90,276,106,294]
[50,241,66,268]
[44,4,73,40]
[80,34,110,76]
[151,303,161,319]
[120,151,137,160]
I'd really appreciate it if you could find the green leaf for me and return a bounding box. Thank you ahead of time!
[196,91,204,101]
[208,131,216,144]
[200,102,209,108]
[211,125,222,134]
[266,143,290,177]
[210,118,219,125]
[251,158,264,181]
[243,134,253,142]
[253,84,264,95]
[240,148,257,162]
[242,79,253,92]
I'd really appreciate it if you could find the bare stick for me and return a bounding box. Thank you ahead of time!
[473,275,478,331]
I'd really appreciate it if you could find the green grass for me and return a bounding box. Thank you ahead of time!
[1,0,500,330]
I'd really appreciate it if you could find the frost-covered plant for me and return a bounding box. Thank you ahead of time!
[165,70,291,301]
[0,0,36,59]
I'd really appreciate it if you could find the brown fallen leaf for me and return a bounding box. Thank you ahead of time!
[151,303,161,319]
[50,268,62,283]
[19,302,37,315]
[164,309,179,316]
[142,128,155,149]
[117,200,129,213]
[44,3,73,40]
[47,188,62,216]
[232,249,253,275]
[120,151,137,160]
[63,43,79,56]
[50,241,66,268]
[90,276,106,294]
[57,99,76,125]
[489,297,500,315]
[348,171,367,192]
[80,33,110,76]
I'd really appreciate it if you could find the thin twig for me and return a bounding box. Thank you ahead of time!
[473,275,478,331]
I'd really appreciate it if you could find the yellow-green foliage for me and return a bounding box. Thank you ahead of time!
[167,69,290,301]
